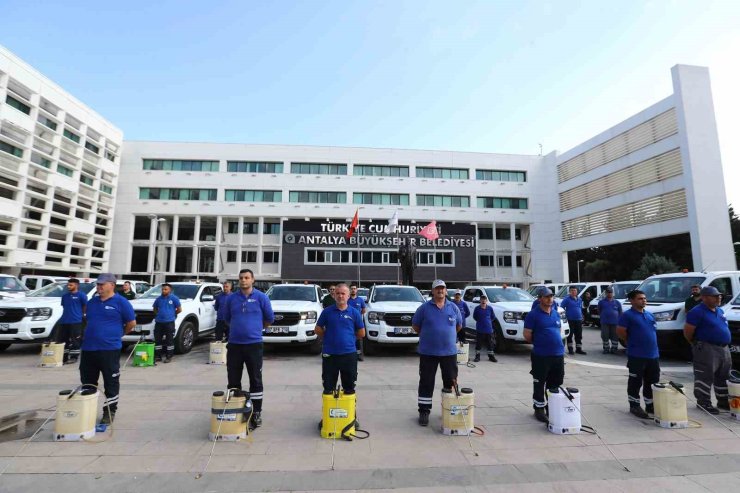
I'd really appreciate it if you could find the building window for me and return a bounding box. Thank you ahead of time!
[243,222,258,234]
[354,164,409,177]
[416,195,470,207]
[477,197,528,209]
[85,141,100,154]
[290,162,347,175]
[224,190,282,202]
[63,129,81,143]
[263,251,280,263]
[416,167,469,180]
[57,165,74,177]
[6,95,31,115]
[242,250,257,263]
[353,193,409,205]
[0,140,23,158]
[289,191,346,204]
[227,161,283,173]
[416,251,454,265]
[478,228,493,240]
[497,255,523,267]
[475,170,526,182]
[142,159,219,172]
[38,116,57,130]
[496,228,522,240]
[80,175,94,186]
[226,251,237,263]
[139,188,217,201]
[263,223,280,235]
[100,184,113,194]
[23,239,39,250]
[105,151,116,162]
[479,255,494,267]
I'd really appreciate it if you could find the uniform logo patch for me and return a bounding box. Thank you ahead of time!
[104,306,116,310]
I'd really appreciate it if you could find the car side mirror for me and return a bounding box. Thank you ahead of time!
[472,297,480,303]
[201,294,214,302]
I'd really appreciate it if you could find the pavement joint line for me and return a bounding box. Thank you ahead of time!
[564,357,693,372]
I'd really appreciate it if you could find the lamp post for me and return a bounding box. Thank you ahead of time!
[577,259,585,283]
[148,215,166,285]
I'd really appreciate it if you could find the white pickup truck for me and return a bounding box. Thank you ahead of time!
[461,285,570,352]
[0,281,97,351]
[363,285,426,355]
[264,284,323,354]
[123,282,221,354]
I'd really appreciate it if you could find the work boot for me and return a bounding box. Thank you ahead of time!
[645,403,654,414]
[610,346,619,354]
[473,354,480,362]
[567,346,574,355]
[576,348,587,355]
[534,407,548,423]
[357,353,364,362]
[630,406,650,419]
[418,411,430,426]
[250,411,262,429]
[602,347,609,354]
[100,409,115,425]
[716,399,730,411]
[163,355,171,363]
[488,354,497,363]
[697,402,720,415]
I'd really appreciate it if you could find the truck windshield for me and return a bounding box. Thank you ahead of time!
[372,288,424,303]
[0,276,28,293]
[267,286,317,302]
[485,287,534,302]
[636,276,706,303]
[140,284,199,300]
[29,282,96,298]
[610,283,640,299]
[556,284,585,298]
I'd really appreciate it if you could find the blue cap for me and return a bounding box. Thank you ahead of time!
[537,287,554,297]
[700,286,721,296]
[96,273,117,284]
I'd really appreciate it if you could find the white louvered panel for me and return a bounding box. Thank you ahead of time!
[558,108,678,183]
[559,148,682,211]
[561,189,687,241]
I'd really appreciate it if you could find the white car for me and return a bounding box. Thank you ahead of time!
[264,284,323,354]
[21,275,69,293]
[461,285,570,352]
[115,280,152,299]
[724,293,740,370]
[0,281,97,351]
[0,274,30,299]
[363,285,426,354]
[124,282,221,354]
[587,280,642,325]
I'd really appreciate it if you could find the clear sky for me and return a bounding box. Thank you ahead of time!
[2,0,739,207]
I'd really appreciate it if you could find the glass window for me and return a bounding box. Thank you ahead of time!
[63,129,80,143]
[290,163,347,175]
[476,169,527,182]
[354,164,409,177]
[709,277,734,300]
[243,222,258,234]
[227,251,237,263]
[6,95,31,114]
[289,191,346,203]
[478,228,493,240]
[227,161,283,173]
[477,197,528,210]
[138,188,217,200]
[263,251,280,263]
[143,159,219,172]
[416,195,470,207]
[84,141,100,154]
[496,228,522,240]
[353,193,409,205]
[57,165,74,177]
[242,250,257,263]
[263,223,280,235]
[416,167,469,179]
[0,140,24,158]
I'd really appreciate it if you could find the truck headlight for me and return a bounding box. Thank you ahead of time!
[300,311,317,324]
[27,307,52,321]
[504,311,523,324]
[368,311,384,324]
[560,312,567,322]
[653,310,674,322]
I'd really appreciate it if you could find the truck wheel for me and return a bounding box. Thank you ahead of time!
[0,343,11,352]
[307,336,322,355]
[363,336,376,356]
[494,322,511,353]
[175,320,196,354]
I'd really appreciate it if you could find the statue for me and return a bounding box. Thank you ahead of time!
[398,239,417,285]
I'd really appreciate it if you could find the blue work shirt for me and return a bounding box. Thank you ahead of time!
[531,299,559,310]
[523,305,564,357]
[598,298,623,325]
[59,291,88,324]
[317,304,364,355]
[453,299,470,320]
[347,295,366,314]
[473,305,494,334]
[618,308,659,359]
[152,294,181,323]
[81,294,135,351]
[214,292,231,321]
[224,289,274,345]
[560,296,583,321]
[686,303,731,345]
[413,300,463,357]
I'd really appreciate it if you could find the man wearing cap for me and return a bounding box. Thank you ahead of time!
[224,268,275,429]
[152,283,182,363]
[347,283,367,361]
[523,287,565,423]
[684,286,732,414]
[412,279,464,426]
[58,278,87,364]
[452,291,470,343]
[684,285,702,314]
[560,286,586,355]
[472,294,497,362]
[80,274,136,425]
[598,287,623,354]
[617,290,660,419]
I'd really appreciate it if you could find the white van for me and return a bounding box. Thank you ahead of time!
[0,274,30,299]
[723,293,740,370]
[587,280,642,325]
[635,271,740,357]
[21,275,70,292]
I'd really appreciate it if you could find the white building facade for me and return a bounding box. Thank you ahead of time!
[0,46,123,277]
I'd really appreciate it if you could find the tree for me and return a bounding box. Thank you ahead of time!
[730,204,740,267]
[631,253,679,280]
[584,259,614,281]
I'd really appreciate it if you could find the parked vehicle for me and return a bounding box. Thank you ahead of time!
[587,280,642,325]
[115,280,151,298]
[264,284,323,354]
[21,275,69,293]
[363,285,426,354]
[461,285,570,352]
[635,271,740,357]
[123,282,221,354]
[725,292,740,370]
[527,283,568,297]
[0,281,96,351]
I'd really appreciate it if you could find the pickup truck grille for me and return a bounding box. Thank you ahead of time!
[273,312,301,326]
[135,311,155,325]
[0,309,26,323]
[384,313,415,327]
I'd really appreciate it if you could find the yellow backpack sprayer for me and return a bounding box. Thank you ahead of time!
[53,387,99,441]
[209,389,253,441]
[40,342,65,367]
[728,370,740,421]
[651,382,688,428]
[209,341,227,365]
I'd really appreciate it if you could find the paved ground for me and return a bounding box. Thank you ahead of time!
[0,326,739,492]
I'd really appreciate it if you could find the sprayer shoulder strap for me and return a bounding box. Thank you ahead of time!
[211,407,252,415]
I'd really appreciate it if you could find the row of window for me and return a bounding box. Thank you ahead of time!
[225,250,279,263]
[478,227,522,240]
[140,159,526,182]
[305,249,454,266]
[138,187,528,209]
[226,222,280,235]
[479,255,523,267]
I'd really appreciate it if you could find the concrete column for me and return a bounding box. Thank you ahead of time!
[473,223,480,282]
[237,216,244,273]
[214,215,222,277]
[257,217,265,276]
[169,215,179,273]
[510,223,517,282]
[147,217,157,277]
[562,252,570,283]
[192,216,201,274]
[492,222,498,280]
